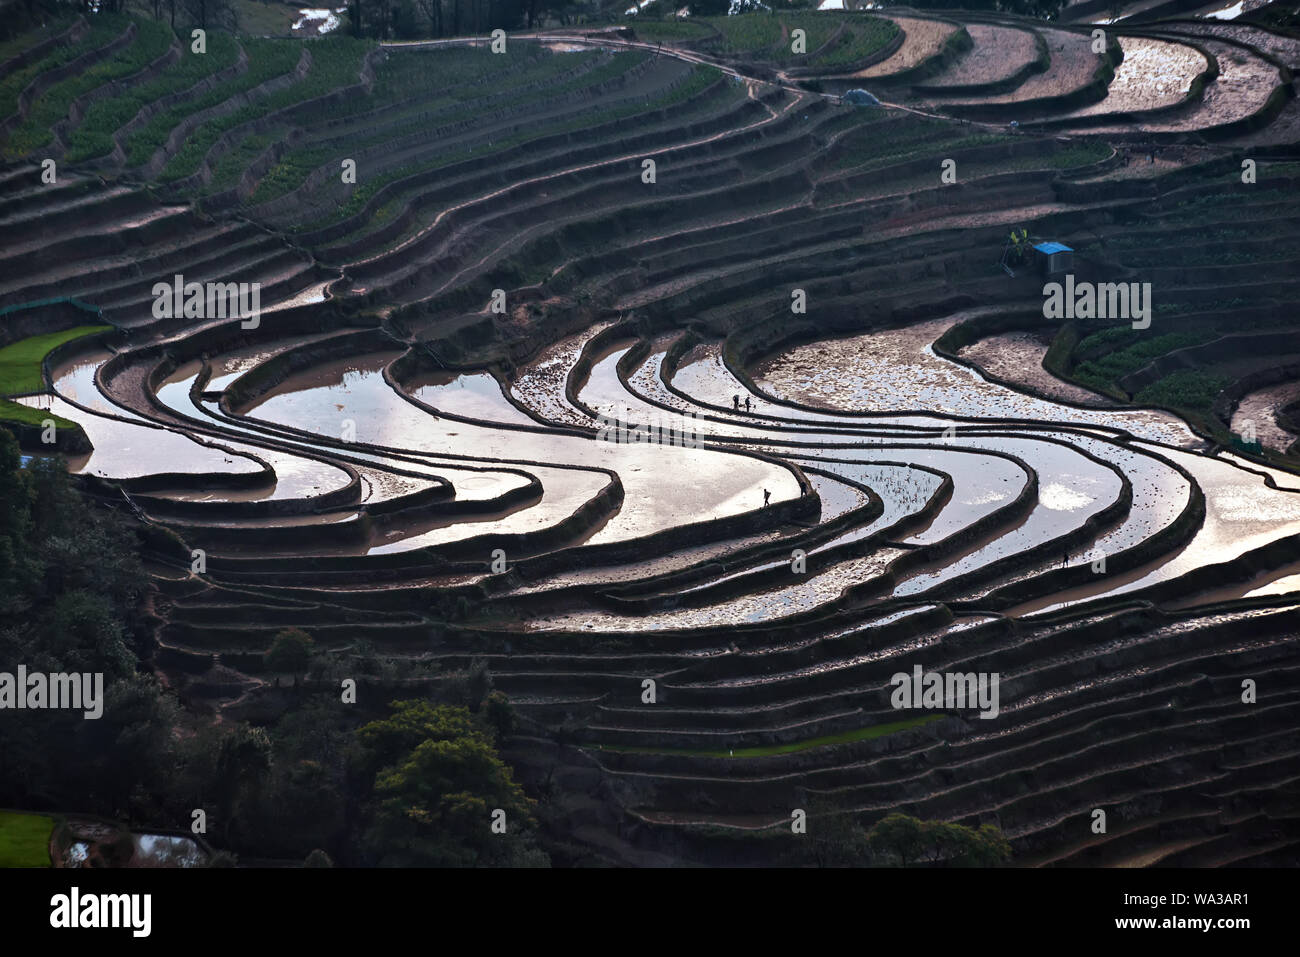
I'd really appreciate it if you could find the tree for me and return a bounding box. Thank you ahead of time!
[869,813,1012,867]
[304,848,334,867]
[208,724,272,844]
[867,812,927,867]
[265,628,315,673]
[356,701,545,866]
[482,690,515,741]
[959,823,1013,867]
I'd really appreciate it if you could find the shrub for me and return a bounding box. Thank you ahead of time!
[304,848,334,867]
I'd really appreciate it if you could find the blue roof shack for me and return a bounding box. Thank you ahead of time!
[1033,241,1073,277]
[842,89,881,107]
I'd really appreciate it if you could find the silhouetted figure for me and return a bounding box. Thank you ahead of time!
[733,394,740,410]
[744,396,752,413]
[763,488,771,507]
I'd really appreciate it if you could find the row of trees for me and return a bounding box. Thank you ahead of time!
[802,803,1012,867]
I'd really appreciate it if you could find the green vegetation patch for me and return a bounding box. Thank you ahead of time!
[206,128,282,193]
[1135,370,1231,412]
[123,36,300,168]
[0,325,107,395]
[0,16,128,122]
[628,19,715,43]
[66,30,239,164]
[1071,331,1212,392]
[161,36,371,183]
[810,16,900,69]
[0,397,78,430]
[596,714,941,758]
[701,12,879,64]
[0,811,54,867]
[5,16,173,159]
[0,17,74,66]
[298,54,727,231]
[250,45,570,205]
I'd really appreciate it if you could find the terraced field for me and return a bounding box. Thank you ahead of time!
[2,6,1299,867]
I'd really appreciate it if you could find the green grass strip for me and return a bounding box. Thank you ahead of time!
[594,714,941,758]
[0,811,55,867]
[0,324,107,395]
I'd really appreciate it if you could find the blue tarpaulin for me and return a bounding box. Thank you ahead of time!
[1033,241,1072,255]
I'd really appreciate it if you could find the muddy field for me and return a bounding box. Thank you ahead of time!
[959,330,1118,407]
[1232,380,1300,452]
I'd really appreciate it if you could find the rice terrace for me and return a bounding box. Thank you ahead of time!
[1,0,1299,884]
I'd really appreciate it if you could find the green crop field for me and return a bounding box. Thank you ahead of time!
[5,16,173,159]
[0,812,55,868]
[65,30,240,163]
[0,325,107,396]
[596,715,942,758]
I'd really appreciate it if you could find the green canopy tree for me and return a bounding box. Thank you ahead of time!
[357,700,544,866]
[869,812,1012,867]
[265,628,315,674]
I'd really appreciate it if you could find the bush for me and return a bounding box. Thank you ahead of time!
[304,848,334,867]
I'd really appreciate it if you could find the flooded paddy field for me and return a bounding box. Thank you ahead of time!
[7,8,1300,868]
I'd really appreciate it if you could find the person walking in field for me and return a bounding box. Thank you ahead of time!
[763,488,771,507]
[745,396,752,413]
[733,394,740,410]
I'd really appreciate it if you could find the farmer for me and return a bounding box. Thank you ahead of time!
[733,394,740,410]
[763,488,771,507]
[744,396,752,413]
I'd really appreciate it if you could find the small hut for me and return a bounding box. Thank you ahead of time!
[1033,241,1073,277]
